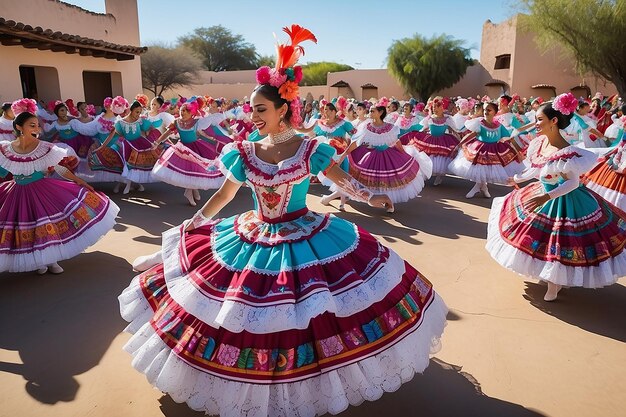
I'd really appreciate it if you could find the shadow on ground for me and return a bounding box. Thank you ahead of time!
[523,281,626,343]
[0,251,132,404]
[157,358,545,417]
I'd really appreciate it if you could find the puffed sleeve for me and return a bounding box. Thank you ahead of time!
[70,118,98,137]
[499,124,511,137]
[546,146,598,177]
[342,121,357,136]
[141,117,154,131]
[309,140,337,175]
[464,117,483,133]
[219,142,247,184]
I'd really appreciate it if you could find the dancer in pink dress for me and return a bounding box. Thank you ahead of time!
[0,99,119,274]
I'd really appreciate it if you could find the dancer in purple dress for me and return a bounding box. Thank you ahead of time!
[0,99,119,274]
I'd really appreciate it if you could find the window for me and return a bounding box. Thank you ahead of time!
[494,54,511,70]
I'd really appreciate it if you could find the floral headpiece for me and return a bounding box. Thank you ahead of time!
[552,92,578,116]
[135,94,149,108]
[455,98,472,113]
[242,103,252,114]
[103,97,113,108]
[47,100,62,112]
[11,98,38,117]
[376,97,390,108]
[481,95,491,103]
[414,103,426,112]
[65,99,79,117]
[180,97,206,117]
[255,24,317,126]
[86,104,96,116]
[111,96,129,115]
[530,96,544,105]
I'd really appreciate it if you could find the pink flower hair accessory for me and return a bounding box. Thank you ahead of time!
[103,97,113,108]
[552,92,578,116]
[289,99,303,126]
[47,100,62,112]
[111,96,129,115]
[86,104,96,116]
[135,94,149,108]
[11,98,38,116]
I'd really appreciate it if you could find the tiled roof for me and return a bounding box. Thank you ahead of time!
[0,17,147,60]
[330,80,350,88]
[531,84,556,89]
[361,83,377,88]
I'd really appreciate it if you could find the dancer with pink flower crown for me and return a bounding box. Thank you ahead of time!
[118,25,446,417]
[487,93,626,302]
[0,99,119,274]
[151,97,225,206]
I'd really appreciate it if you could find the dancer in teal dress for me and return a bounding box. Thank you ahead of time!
[487,94,626,301]
[119,25,447,416]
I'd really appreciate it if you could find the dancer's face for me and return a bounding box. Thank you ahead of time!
[57,106,68,120]
[403,104,412,116]
[324,105,337,121]
[535,110,555,134]
[150,99,160,112]
[250,91,287,135]
[16,116,41,139]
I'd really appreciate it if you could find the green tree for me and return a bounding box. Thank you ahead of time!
[519,0,626,97]
[301,62,354,86]
[387,34,473,100]
[141,45,202,97]
[178,25,258,71]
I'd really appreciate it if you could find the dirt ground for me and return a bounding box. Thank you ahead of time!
[1,177,624,417]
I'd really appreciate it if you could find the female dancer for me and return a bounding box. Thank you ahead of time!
[0,102,15,141]
[396,102,424,145]
[0,99,119,274]
[197,98,234,154]
[339,102,432,205]
[351,101,369,130]
[44,102,94,159]
[146,96,175,135]
[119,26,446,417]
[583,105,626,210]
[309,102,356,210]
[96,100,164,194]
[408,97,460,186]
[487,93,626,301]
[564,101,608,147]
[151,98,225,206]
[449,101,524,198]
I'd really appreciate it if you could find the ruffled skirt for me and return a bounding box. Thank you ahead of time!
[344,145,432,203]
[404,132,458,175]
[486,182,626,287]
[0,178,119,272]
[119,210,447,416]
[583,148,626,211]
[152,141,225,189]
[120,137,164,183]
[448,138,524,184]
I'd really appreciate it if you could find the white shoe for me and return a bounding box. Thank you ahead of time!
[480,184,491,198]
[465,183,481,199]
[132,251,163,272]
[122,181,131,195]
[48,263,64,274]
[136,183,145,192]
[192,189,201,200]
[433,175,443,186]
[320,195,332,206]
[184,189,197,206]
[36,266,48,275]
[544,283,562,302]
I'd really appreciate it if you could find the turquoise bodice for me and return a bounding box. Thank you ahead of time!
[177,121,200,144]
[478,123,510,143]
[14,171,45,184]
[115,118,152,141]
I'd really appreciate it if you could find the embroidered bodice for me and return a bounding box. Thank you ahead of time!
[174,119,200,143]
[520,137,597,190]
[0,140,68,183]
[420,115,456,136]
[465,118,510,143]
[352,122,400,149]
[313,119,356,140]
[44,120,82,140]
[395,115,423,135]
[115,118,152,141]
[220,138,334,221]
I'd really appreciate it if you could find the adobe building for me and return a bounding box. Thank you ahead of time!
[0,0,145,105]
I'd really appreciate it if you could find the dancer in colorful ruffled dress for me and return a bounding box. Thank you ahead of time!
[146,96,175,135]
[0,102,15,142]
[119,25,447,417]
[563,100,608,148]
[583,107,626,210]
[487,93,626,301]
[96,99,164,194]
[308,102,356,210]
[408,97,461,185]
[0,99,119,274]
[396,102,424,145]
[339,102,432,205]
[449,101,524,198]
[351,101,369,130]
[197,99,234,154]
[43,102,94,159]
[151,98,225,206]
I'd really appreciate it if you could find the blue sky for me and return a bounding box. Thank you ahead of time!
[66,0,516,68]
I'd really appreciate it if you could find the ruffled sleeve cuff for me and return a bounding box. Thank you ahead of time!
[219,142,246,184]
[545,146,598,176]
[309,140,337,175]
